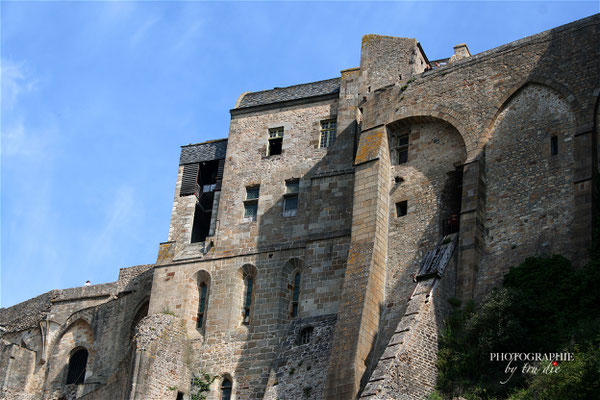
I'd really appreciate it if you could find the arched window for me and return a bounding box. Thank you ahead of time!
[291,272,301,317]
[243,275,253,325]
[66,348,88,385]
[197,282,208,329]
[221,377,232,400]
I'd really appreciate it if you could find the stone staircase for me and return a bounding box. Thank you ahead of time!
[360,233,458,399]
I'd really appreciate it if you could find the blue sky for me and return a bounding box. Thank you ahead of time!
[1,1,597,308]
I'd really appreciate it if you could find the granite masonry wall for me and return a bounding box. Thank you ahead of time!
[1,14,598,400]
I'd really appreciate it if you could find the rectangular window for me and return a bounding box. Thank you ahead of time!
[268,127,284,156]
[551,135,558,156]
[396,201,407,217]
[396,134,409,164]
[283,179,299,217]
[319,119,337,148]
[244,186,260,221]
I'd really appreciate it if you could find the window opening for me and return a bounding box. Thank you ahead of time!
[176,392,184,400]
[441,167,463,236]
[221,378,232,400]
[291,272,301,317]
[396,201,408,217]
[243,276,253,325]
[191,159,221,243]
[197,282,208,329]
[243,186,260,222]
[268,127,284,156]
[66,348,88,385]
[283,179,299,217]
[297,326,314,345]
[395,133,409,164]
[551,135,558,156]
[320,119,337,148]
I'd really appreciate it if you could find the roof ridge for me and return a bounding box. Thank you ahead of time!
[249,77,340,95]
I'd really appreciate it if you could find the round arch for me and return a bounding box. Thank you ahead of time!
[385,107,476,157]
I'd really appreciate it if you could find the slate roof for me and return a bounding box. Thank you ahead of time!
[180,139,228,165]
[236,78,341,109]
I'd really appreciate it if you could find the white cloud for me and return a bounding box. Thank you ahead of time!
[1,59,37,111]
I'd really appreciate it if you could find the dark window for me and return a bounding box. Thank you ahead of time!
[176,392,184,400]
[297,326,314,345]
[244,186,260,222]
[283,180,299,217]
[66,348,88,385]
[197,282,208,329]
[221,378,232,400]
[191,160,221,243]
[395,134,409,164]
[551,135,558,156]
[268,127,284,156]
[396,201,408,217]
[243,276,253,325]
[291,272,301,317]
[320,119,337,148]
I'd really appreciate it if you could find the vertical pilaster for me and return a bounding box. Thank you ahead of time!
[456,153,485,301]
[325,125,390,399]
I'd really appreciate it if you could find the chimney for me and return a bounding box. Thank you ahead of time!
[450,43,471,63]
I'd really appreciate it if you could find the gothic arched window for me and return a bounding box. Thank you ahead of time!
[243,275,253,325]
[221,377,232,400]
[66,348,88,385]
[291,272,301,317]
[197,282,208,329]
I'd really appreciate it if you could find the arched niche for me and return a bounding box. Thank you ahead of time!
[479,82,576,297]
[47,319,95,396]
[280,258,304,319]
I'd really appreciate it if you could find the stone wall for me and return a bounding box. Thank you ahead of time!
[477,83,577,297]
[359,15,599,300]
[360,250,457,399]
[128,314,189,400]
[263,315,337,400]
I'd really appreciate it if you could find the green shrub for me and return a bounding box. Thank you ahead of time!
[435,253,600,400]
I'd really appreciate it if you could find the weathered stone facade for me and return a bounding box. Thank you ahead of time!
[1,14,598,400]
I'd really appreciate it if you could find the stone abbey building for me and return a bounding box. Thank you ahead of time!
[1,14,599,400]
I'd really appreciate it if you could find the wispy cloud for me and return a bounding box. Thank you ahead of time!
[84,185,140,267]
[1,118,55,158]
[130,16,161,47]
[1,59,37,111]
[173,20,205,53]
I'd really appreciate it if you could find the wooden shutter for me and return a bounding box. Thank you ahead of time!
[180,163,199,196]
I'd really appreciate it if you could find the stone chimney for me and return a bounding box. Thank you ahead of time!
[450,43,471,63]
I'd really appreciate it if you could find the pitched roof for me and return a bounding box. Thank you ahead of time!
[236,78,340,109]
[179,139,228,165]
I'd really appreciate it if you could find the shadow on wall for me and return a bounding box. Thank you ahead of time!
[360,117,467,394]
[357,18,600,396]
[228,108,357,400]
